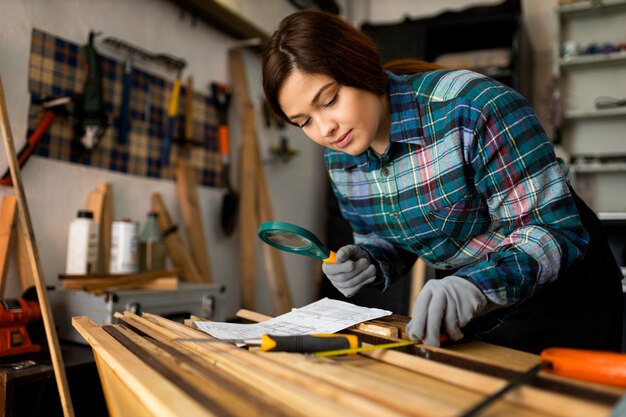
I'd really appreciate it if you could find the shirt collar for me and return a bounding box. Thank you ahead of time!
[338,71,424,172]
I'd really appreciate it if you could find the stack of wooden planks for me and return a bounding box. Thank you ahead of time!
[73,312,625,417]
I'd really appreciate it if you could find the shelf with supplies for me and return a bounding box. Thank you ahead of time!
[565,107,626,119]
[554,0,626,213]
[560,50,626,68]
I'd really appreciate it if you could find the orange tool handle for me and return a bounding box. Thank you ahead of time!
[541,347,626,387]
[0,110,56,186]
[323,251,336,263]
[218,124,229,156]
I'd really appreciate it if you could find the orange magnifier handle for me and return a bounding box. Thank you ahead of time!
[541,347,626,387]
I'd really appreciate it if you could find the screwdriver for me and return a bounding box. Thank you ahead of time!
[261,333,360,353]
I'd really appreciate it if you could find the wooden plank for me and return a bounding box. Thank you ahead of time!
[228,48,292,314]
[151,193,203,283]
[133,313,414,417]
[229,48,257,310]
[109,324,301,417]
[125,312,367,417]
[361,348,611,417]
[0,195,17,296]
[235,306,623,404]
[255,128,292,314]
[174,160,213,283]
[62,276,178,293]
[137,313,571,417]
[0,71,75,417]
[73,316,210,417]
[15,219,35,291]
[409,258,427,313]
[93,352,155,417]
[99,183,113,274]
[86,183,106,274]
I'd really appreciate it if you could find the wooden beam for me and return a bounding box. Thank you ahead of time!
[86,182,111,274]
[0,195,17,296]
[151,193,203,283]
[409,258,427,313]
[0,71,75,417]
[228,47,292,314]
[72,316,208,417]
[174,160,213,283]
[229,48,258,310]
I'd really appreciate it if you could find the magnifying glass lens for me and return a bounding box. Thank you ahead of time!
[264,230,312,249]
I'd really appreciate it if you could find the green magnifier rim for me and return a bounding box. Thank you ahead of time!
[258,221,330,260]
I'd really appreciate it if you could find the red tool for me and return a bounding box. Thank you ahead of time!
[0,298,41,357]
[0,96,71,187]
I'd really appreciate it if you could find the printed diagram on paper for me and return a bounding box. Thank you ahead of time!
[194,298,392,342]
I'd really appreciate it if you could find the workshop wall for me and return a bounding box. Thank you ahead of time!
[0,0,326,317]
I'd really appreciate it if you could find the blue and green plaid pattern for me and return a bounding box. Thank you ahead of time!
[27,29,221,186]
[325,70,588,306]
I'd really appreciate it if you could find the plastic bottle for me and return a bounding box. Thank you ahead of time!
[65,210,99,274]
[110,218,139,274]
[138,211,166,272]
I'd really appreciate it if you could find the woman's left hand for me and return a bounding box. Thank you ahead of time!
[406,276,488,346]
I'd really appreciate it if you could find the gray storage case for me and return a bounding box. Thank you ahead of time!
[50,283,225,344]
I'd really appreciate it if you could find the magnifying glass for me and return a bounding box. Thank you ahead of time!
[258,221,336,263]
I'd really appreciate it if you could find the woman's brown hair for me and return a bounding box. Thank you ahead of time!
[262,10,442,124]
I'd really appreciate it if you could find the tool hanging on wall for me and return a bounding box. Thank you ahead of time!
[76,31,107,151]
[116,50,132,144]
[0,71,76,416]
[103,37,189,148]
[173,76,204,156]
[0,97,71,186]
[262,98,298,163]
[160,64,186,167]
[211,82,239,236]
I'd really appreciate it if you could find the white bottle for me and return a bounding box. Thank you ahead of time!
[65,210,99,274]
[110,219,139,274]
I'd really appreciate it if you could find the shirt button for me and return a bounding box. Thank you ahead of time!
[413,244,423,251]
[391,212,399,218]
[382,167,390,177]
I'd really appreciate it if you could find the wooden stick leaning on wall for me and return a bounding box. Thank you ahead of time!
[175,160,213,283]
[0,196,35,296]
[0,74,75,417]
[151,192,203,283]
[228,47,292,314]
[0,195,17,296]
[86,182,112,274]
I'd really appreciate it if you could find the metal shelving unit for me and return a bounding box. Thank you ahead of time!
[555,0,626,213]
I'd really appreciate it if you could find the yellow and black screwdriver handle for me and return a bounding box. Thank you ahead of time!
[261,333,360,354]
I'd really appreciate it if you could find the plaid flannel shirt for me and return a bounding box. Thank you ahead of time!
[325,70,588,306]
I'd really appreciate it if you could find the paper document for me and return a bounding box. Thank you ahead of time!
[194,297,392,342]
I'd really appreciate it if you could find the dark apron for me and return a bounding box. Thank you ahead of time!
[463,188,624,354]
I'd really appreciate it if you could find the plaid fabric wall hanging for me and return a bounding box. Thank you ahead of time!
[27,28,222,187]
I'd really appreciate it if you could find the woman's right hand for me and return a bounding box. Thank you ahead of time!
[322,245,377,297]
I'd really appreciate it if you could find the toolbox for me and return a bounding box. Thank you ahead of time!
[50,283,225,344]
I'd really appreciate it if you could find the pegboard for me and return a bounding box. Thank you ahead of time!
[27,28,222,187]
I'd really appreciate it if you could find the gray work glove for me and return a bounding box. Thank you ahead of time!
[406,276,488,347]
[322,245,377,298]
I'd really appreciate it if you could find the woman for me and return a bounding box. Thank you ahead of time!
[262,10,623,354]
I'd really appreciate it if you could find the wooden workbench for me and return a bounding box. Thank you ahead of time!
[72,312,625,417]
